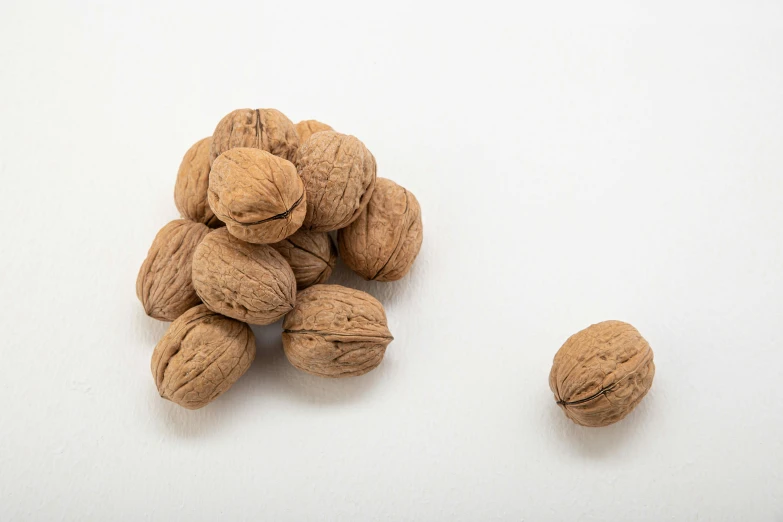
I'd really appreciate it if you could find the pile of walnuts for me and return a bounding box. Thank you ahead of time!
[137,108,423,410]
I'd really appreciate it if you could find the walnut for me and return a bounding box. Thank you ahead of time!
[136,219,210,321]
[549,321,655,427]
[295,131,377,232]
[151,304,255,410]
[191,228,296,325]
[338,178,423,282]
[295,120,333,143]
[210,108,299,164]
[282,284,393,377]
[173,137,222,227]
[270,230,337,290]
[208,148,305,244]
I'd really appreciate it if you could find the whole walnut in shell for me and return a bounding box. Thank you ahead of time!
[151,304,255,410]
[192,228,296,325]
[283,284,393,378]
[136,219,210,321]
[549,320,655,427]
[210,108,299,164]
[208,148,305,244]
[295,131,377,232]
[295,120,333,143]
[270,229,337,290]
[338,178,423,282]
[173,137,222,227]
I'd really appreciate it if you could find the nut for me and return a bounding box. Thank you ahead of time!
[192,228,296,325]
[282,284,393,377]
[295,120,333,143]
[173,137,222,227]
[295,131,376,232]
[151,304,255,410]
[210,108,299,164]
[338,178,423,281]
[208,148,306,244]
[270,229,337,290]
[549,320,655,427]
[136,219,210,321]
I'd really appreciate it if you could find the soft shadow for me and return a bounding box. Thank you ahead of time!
[548,391,657,458]
[130,304,169,348]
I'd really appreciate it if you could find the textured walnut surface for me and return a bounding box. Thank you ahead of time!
[282,284,393,378]
[295,120,333,143]
[173,137,222,227]
[270,229,337,290]
[295,131,376,232]
[192,228,296,325]
[136,219,210,321]
[549,320,655,427]
[338,177,423,282]
[208,148,305,244]
[210,108,299,164]
[151,304,255,410]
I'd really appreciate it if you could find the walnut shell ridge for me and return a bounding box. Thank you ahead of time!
[282,284,393,378]
[338,178,423,282]
[173,137,222,227]
[210,108,299,164]
[270,229,337,290]
[136,219,210,321]
[549,320,655,427]
[208,148,306,244]
[295,131,377,232]
[192,228,296,325]
[151,304,255,410]
[295,120,333,143]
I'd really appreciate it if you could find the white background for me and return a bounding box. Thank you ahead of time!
[1,1,781,520]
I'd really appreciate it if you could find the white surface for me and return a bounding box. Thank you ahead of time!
[1,1,782,520]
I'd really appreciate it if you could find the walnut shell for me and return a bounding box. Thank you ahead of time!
[151,304,255,410]
[295,131,377,232]
[208,148,306,244]
[295,120,333,143]
[191,228,296,325]
[210,108,299,164]
[136,219,210,321]
[549,320,655,427]
[270,230,337,290]
[282,284,393,378]
[338,178,423,282]
[173,137,222,227]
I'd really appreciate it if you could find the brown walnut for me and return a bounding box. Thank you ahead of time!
[208,148,305,244]
[338,178,423,282]
[282,284,393,378]
[295,131,376,232]
[151,304,255,410]
[210,108,299,164]
[191,228,296,325]
[173,137,222,227]
[549,320,655,427]
[136,219,210,321]
[270,229,337,290]
[295,120,333,143]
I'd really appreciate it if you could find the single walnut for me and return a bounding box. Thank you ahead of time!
[295,120,333,143]
[282,284,393,378]
[136,219,210,321]
[173,137,222,227]
[549,321,655,427]
[295,131,377,232]
[192,228,296,325]
[151,304,255,410]
[210,108,299,164]
[338,178,423,282]
[270,230,337,290]
[208,148,305,244]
